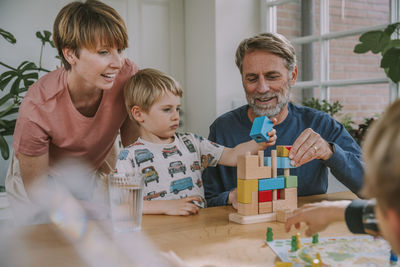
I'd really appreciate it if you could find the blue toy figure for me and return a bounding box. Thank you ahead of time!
[390,249,398,265]
[250,116,274,143]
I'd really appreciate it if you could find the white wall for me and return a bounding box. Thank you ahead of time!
[184,0,260,137]
[215,0,260,116]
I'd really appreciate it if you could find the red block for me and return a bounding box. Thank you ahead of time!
[259,190,273,202]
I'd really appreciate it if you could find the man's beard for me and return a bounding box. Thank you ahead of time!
[246,85,290,118]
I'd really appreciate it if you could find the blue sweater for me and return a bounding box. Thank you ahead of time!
[203,103,364,207]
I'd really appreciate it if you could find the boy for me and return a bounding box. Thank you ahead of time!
[285,99,400,254]
[115,68,277,216]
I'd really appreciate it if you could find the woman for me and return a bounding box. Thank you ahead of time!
[6,0,139,220]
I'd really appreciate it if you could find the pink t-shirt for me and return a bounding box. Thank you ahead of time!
[13,59,138,169]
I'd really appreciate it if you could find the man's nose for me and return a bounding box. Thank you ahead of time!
[257,79,270,93]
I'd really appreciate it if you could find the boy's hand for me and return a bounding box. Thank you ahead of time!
[285,200,350,236]
[257,128,277,150]
[163,196,202,216]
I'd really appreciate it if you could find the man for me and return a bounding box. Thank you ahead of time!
[203,32,363,208]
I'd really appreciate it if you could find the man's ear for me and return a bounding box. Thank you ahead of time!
[290,66,298,86]
[131,106,145,123]
[62,47,77,66]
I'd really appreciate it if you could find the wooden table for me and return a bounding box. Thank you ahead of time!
[1,191,357,267]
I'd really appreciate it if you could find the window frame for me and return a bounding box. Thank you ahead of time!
[261,0,400,102]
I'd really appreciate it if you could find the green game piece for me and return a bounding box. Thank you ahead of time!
[291,236,298,252]
[312,233,319,244]
[266,227,273,242]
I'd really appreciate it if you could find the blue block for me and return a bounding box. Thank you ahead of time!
[277,157,295,168]
[250,116,273,143]
[259,177,285,191]
[264,157,271,166]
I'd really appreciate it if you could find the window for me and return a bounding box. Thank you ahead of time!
[261,0,400,124]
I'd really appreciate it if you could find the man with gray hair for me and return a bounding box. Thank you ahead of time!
[203,32,363,208]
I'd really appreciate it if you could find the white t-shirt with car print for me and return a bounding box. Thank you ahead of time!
[116,133,224,204]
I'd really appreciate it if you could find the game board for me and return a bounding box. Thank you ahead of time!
[267,235,399,266]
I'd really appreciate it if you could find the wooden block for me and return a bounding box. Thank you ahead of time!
[276,145,292,157]
[258,190,272,202]
[284,175,298,188]
[237,153,271,180]
[275,261,293,267]
[259,202,273,214]
[238,192,258,215]
[277,157,295,168]
[237,179,258,203]
[283,168,290,177]
[259,177,285,191]
[276,209,293,222]
[229,212,276,224]
[273,198,297,212]
[273,189,280,200]
[280,188,297,201]
[274,189,297,211]
[258,150,264,166]
[271,150,277,177]
[249,116,273,143]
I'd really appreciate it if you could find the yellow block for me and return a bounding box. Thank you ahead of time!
[237,179,258,203]
[276,146,291,157]
[275,262,293,267]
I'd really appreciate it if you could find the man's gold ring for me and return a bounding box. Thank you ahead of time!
[313,146,318,153]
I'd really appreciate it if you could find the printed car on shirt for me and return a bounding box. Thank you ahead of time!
[143,190,167,201]
[168,161,186,177]
[135,148,154,166]
[142,166,159,186]
[162,145,182,158]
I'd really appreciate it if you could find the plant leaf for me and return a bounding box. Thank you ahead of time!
[0,28,16,44]
[381,47,400,83]
[356,31,390,54]
[0,134,10,160]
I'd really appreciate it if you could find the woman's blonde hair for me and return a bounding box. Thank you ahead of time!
[362,98,400,213]
[124,68,183,120]
[53,0,128,70]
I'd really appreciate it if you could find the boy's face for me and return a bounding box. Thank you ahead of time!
[375,202,400,254]
[139,91,181,142]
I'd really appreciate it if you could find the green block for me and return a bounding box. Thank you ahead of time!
[284,175,298,188]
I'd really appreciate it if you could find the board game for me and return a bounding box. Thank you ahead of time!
[267,235,399,266]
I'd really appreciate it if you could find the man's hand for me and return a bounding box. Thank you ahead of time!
[227,188,238,209]
[289,128,333,167]
[285,200,350,236]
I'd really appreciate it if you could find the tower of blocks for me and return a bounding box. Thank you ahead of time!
[229,116,298,224]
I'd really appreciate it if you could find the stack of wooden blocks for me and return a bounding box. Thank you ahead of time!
[229,116,298,224]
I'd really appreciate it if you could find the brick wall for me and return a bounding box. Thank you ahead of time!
[275,0,389,125]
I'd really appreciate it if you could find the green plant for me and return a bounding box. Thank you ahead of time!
[0,29,55,160]
[302,98,378,146]
[302,97,343,117]
[354,22,400,83]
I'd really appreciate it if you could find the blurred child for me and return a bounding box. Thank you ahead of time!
[285,99,400,254]
[115,68,276,216]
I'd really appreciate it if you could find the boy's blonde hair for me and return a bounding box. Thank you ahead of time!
[53,0,128,70]
[362,99,400,214]
[124,68,183,120]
